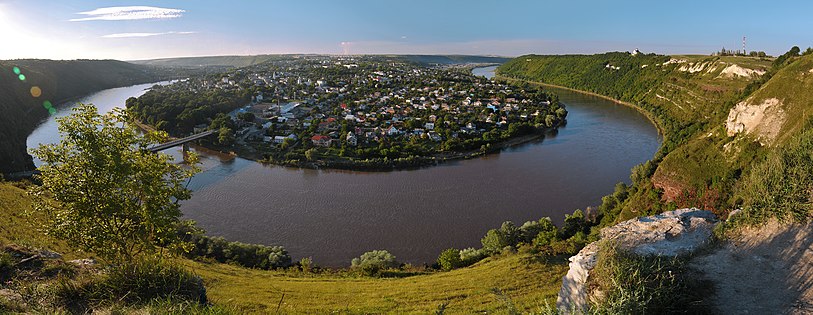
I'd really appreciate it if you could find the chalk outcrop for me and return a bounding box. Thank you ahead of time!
[725,97,785,145]
[556,208,718,312]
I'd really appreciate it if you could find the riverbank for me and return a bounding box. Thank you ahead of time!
[255,130,552,172]
[496,74,667,141]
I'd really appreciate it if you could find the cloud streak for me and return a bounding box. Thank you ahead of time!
[70,6,185,22]
[102,31,196,38]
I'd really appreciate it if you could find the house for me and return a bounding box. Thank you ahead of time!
[311,135,332,147]
[273,136,286,144]
[346,132,358,146]
[387,125,400,136]
[424,122,435,130]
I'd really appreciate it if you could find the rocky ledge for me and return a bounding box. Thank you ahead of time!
[556,208,719,312]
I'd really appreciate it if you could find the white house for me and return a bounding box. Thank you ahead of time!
[346,132,358,146]
[387,125,400,136]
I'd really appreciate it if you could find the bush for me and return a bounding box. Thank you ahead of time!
[351,250,398,276]
[588,242,713,314]
[186,235,291,269]
[520,217,557,243]
[737,129,813,223]
[459,247,485,266]
[437,248,463,271]
[0,252,14,282]
[481,221,521,255]
[55,257,206,311]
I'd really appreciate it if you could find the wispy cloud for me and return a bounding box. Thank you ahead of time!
[102,31,196,38]
[70,6,185,22]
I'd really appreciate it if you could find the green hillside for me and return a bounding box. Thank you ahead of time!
[0,60,169,175]
[498,51,812,222]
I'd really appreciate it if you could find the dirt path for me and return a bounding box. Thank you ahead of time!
[690,220,813,314]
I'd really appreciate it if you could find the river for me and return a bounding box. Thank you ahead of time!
[27,69,661,266]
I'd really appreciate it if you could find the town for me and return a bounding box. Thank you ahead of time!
[126,55,568,169]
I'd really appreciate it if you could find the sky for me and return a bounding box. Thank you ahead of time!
[1,0,812,60]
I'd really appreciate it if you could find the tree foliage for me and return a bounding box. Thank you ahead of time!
[29,104,199,262]
[351,250,398,275]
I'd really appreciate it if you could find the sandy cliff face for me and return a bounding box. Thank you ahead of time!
[725,97,786,145]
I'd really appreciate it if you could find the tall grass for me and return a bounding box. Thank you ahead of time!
[737,129,813,223]
[54,257,206,312]
[587,242,713,314]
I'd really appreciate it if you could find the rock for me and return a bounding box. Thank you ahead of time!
[556,208,718,313]
[68,258,97,266]
[38,250,62,259]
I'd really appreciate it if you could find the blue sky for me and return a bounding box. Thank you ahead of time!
[1,0,811,60]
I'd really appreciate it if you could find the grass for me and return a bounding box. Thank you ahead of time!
[586,242,714,314]
[187,253,568,314]
[0,181,83,259]
[0,181,568,313]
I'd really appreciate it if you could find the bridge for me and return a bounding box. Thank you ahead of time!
[148,130,216,153]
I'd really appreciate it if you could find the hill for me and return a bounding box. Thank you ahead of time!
[498,52,782,218]
[130,54,510,68]
[0,60,169,175]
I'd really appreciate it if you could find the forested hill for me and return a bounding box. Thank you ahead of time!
[498,52,770,133]
[497,50,813,225]
[0,59,168,175]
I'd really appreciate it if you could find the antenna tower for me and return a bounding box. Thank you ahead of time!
[742,36,747,55]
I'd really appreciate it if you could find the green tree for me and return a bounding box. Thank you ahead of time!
[29,104,200,262]
[217,127,235,146]
[305,148,317,161]
[481,221,521,255]
[351,250,398,275]
[437,248,463,271]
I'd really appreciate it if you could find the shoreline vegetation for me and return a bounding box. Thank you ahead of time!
[496,74,667,140]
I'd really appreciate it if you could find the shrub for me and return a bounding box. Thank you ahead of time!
[520,217,557,243]
[55,257,206,311]
[185,235,291,269]
[351,250,398,276]
[299,257,313,273]
[0,252,15,282]
[481,221,521,255]
[737,129,813,223]
[437,248,463,271]
[588,242,712,314]
[459,248,485,266]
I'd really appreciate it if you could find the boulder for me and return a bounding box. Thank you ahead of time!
[556,208,718,313]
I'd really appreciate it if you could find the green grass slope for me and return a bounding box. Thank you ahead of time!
[190,254,566,314]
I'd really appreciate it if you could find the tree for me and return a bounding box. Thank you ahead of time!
[217,127,235,146]
[29,104,200,262]
[351,250,398,275]
[237,112,255,122]
[481,221,521,255]
[437,248,463,271]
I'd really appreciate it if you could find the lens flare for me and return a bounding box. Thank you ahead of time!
[12,67,21,75]
[30,86,42,97]
[43,100,56,115]
[18,74,26,81]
